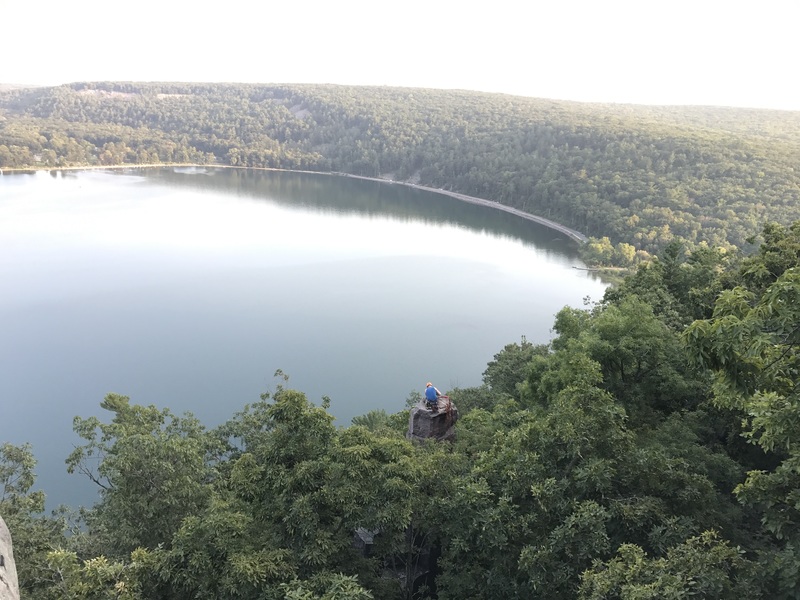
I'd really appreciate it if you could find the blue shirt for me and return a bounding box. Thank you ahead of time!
[425,386,438,401]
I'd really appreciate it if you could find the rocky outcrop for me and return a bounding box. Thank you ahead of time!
[0,516,19,600]
[407,398,459,443]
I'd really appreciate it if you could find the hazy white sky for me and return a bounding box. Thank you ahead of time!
[2,0,797,110]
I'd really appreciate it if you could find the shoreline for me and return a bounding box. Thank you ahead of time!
[1,163,588,244]
[340,173,588,244]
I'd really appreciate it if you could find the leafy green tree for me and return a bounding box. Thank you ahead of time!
[1,442,41,512]
[435,382,626,598]
[684,223,800,597]
[482,336,547,400]
[0,443,74,597]
[525,299,706,423]
[149,387,458,600]
[139,494,296,599]
[40,548,149,600]
[579,532,757,600]
[281,573,373,599]
[605,242,730,330]
[614,242,637,266]
[67,394,219,557]
[350,409,391,431]
[685,268,800,539]
[735,221,800,294]
[445,384,506,417]
[582,236,616,266]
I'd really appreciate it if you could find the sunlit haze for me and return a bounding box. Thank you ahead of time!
[2,0,797,111]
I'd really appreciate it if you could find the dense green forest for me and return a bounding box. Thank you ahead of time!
[3,221,800,599]
[2,82,800,263]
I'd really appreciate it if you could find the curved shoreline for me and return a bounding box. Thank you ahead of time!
[337,173,588,244]
[1,163,588,244]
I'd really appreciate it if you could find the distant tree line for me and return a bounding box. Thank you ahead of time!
[3,221,800,599]
[2,82,800,263]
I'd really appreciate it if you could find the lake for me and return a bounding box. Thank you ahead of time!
[0,167,608,508]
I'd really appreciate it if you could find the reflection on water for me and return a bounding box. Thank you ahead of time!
[151,168,585,256]
[0,167,607,508]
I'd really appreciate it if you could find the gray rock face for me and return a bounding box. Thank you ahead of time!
[407,398,459,443]
[0,516,19,600]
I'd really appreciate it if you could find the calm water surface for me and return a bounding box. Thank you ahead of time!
[1,167,607,507]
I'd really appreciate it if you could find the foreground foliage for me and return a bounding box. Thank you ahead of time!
[3,222,800,598]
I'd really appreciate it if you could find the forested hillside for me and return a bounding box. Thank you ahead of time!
[3,221,800,599]
[2,82,800,261]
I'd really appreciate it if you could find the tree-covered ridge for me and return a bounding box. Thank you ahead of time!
[2,82,800,259]
[3,221,800,599]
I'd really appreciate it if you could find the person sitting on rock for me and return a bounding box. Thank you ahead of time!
[425,382,442,412]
